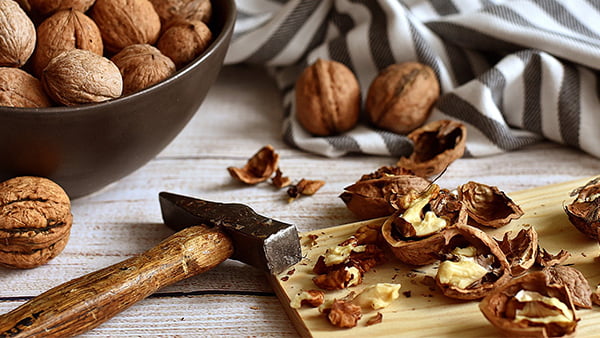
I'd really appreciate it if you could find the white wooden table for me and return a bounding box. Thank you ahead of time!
[1,65,599,337]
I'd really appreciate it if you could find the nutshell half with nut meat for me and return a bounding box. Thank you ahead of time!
[0,176,73,269]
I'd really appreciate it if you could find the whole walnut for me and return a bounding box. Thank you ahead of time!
[28,0,96,17]
[0,176,73,269]
[32,9,103,77]
[366,62,440,134]
[91,0,161,53]
[149,0,212,25]
[157,19,212,69]
[111,44,176,95]
[0,0,36,67]
[0,67,52,107]
[42,49,123,106]
[295,58,360,136]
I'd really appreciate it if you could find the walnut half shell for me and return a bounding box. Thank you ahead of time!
[564,177,600,240]
[458,181,524,228]
[479,271,578,338]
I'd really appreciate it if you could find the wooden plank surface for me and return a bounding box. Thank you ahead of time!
[1,65,599,337]
[271,177,600,337]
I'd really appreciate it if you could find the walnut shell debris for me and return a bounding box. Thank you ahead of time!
[91,0,161,53]
[32,9,104,77]
[495,226,538,277]
[564,177,600,240]
[435,225,512,300]
[365,62,440,134]
[479,271,578,338]
[458,181,524,228]
[0,67,51,108]
[340,166,430,220]
[149,0,212,25]
[397,119,467,178]
[0,0,36,67]
[227,145,279,185]
[28,0,96,17]
[0,176,73,269]
[157,18,212,69]
[111,44,175,95]
[42,48,123,106]
[542,265,592,309]
[295,58,360,136]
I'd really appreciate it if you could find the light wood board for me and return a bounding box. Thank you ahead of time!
[269,176,600,337]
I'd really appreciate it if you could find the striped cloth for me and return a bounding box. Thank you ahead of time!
[224,0,600,159]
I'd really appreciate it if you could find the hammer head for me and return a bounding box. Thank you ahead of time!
[158,192,301,274]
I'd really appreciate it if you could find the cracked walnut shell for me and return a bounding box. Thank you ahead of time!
[42,49,123,106]
[0,0,36,67]
[366,62,440,134]
[564,177,600,240]
[0,176,73,269]
[227,145,279,185]
[295,58,360,136]
[397,120,467,178]
[32,9,104,77]
[111,44,176,95]
[458,181,524,228]
[91,0,161,53]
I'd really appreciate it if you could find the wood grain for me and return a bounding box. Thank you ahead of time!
[0,65,599,337]
[270,177,600,337]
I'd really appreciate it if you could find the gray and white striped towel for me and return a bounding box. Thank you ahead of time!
[225,0,600,158]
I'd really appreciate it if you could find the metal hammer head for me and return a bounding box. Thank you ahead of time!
[158,192,301,274]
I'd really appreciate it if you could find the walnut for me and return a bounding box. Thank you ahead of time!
[458,181,524,228]
[91,0,161,54]
[340,166,431,220]
[542,265,592,309]
[0,67,51,108]
[0,0,36,67]
[149,0,212,25]
[295,58,360,136]
[366,62,440,134]
[0,176,73,269]
[286,178,325,201]
[42,49,123,106]
[479,271,578,338]
[313,266,363,290]
[28,0,95,17]
[290,289,325,309]
[111,44,175,95]
[495,226,538,276]
[564,177,600,240]
[397,119,467,178]
[435,225,512,300]
[32,9,104,77]
[157,19,212,69]
[227,145,279,185]
[324,299,362,328]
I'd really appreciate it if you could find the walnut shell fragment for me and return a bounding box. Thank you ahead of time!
[435,225,512,300]
[458,181,524,228]
[0,176,73,269]
[340,166,430,220]
[495,226,538,276]
[0,0,36,67]
[397,119,467,178]
[542,265,592,309]
[287,178,325,201]
[564,177,600,240]
[0,67,51,108]
[227,145,279,185]
[479,271,578,338]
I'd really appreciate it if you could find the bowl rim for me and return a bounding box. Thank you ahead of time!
[0,0,237,118]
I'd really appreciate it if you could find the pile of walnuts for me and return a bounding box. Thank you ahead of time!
[0,0,213,107]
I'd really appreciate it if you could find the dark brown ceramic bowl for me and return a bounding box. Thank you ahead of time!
[0,0,236,199]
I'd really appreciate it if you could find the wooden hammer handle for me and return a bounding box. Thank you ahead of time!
[0,225,233,338]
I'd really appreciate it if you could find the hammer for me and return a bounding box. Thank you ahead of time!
[0,192,302,337]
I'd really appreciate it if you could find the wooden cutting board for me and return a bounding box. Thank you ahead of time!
[268,177,600,337]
